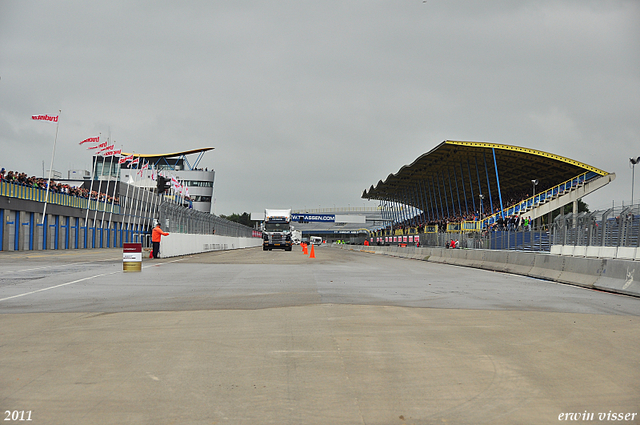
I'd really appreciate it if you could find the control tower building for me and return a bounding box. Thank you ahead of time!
[92,147,215,214]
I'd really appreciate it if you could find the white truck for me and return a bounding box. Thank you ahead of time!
[291,229,302,245]
[310,236,323,245]
[262,209,293,251]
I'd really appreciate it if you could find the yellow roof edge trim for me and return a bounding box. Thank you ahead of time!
[444,140,608,175]
[121,147,215,158]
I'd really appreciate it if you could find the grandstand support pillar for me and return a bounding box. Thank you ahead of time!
[573,199,578,228]
[483,152,494,217]
[467,159,476,213]
[429,176,440,220]
[447,169,456,217]
[422,179,433,222]
[492,148,505,219]
[475,156,484,218]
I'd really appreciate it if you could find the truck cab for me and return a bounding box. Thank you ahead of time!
[262,209,293,251]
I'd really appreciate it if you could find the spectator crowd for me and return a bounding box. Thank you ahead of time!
[1,167,119,205]
[379,188,539,236]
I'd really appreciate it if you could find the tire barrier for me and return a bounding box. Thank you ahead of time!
[334,244,639,298]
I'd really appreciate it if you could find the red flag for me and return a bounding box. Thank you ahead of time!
[100,149,121,157]
[32,114,59,122]
[119,154,134,164]
[98,144,115,153]
[79,137,99,145]
[88,141,108,150]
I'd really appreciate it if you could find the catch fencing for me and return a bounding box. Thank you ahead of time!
[551,205,640,248]
[158,202,254,239]
[419,228,550,251]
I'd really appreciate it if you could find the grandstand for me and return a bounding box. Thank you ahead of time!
[362,140,616,233]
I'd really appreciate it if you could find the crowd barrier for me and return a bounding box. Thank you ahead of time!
[159,233,262,258]
[334,244,639,298]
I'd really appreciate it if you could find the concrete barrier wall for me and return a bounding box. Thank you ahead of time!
[336,245,640,298]
[160,233,262,258]
[551,245,639,260]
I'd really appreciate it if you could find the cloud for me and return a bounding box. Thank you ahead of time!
[1,0,638,214]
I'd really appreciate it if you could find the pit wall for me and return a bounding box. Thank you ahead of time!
[159,233,262,258]
[333,245,640,298]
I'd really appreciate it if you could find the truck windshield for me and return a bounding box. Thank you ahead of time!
[265,222,290,231]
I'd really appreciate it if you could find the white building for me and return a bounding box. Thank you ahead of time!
[93,147,216,214]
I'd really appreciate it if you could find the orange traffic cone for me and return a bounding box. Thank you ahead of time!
[302,243,307,254]
[309,244,315,258]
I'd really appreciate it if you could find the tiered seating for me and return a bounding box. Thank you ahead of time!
[481,171,599,228]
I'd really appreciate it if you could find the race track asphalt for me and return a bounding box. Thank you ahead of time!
[1,245,639,424]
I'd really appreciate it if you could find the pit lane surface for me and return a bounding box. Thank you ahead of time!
[1,246,639,424]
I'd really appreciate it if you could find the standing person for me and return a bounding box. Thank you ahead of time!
[152,222,169,259]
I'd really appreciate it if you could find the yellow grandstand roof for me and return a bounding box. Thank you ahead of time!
[362,140,609,208]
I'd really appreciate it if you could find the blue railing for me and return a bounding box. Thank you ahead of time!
[480,171,598,228]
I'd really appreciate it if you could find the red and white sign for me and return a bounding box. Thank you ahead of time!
[32,114,58,122]
[123,243,142,261]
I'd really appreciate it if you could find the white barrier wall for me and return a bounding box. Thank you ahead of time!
[551,245,640,261]
[158,233,262,258]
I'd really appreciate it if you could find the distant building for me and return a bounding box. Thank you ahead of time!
[68,169,90,180]
[45,169,63,180]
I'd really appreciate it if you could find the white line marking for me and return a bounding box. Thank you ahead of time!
[2,258,122,274]
[0,271,118,302]
[0,257,185,302]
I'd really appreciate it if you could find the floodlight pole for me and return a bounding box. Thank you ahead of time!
[631,157,640,206]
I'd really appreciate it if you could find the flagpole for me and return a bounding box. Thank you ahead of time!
[107,145,123,232]
[84,134,100,240]
[140,165,153,243]
[132,156,143,242]
[126,154,137,241]
[92,136,110,229]
[122,156,133,243]
[41,109,61,223]
[134,160,146,237]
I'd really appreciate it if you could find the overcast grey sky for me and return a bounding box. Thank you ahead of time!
[1,1,638,215]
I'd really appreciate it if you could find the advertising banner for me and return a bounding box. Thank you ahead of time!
[292,214,335,223]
